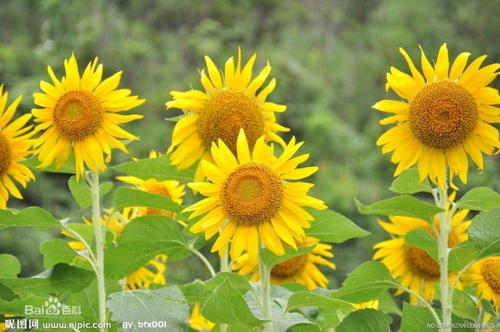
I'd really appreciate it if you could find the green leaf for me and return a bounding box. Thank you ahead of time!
[457,187,500,211]
[260,246,314,268]
[336,309,392,332]
[389,168,432,194]
[105,215,190,279]
[285,291,352,312]
[201,279,264,327]
[203,272,252,294]
[0,207,62,229]
[111,154,195,182]
[181,272,254,306]
[448,241,478,271]
[452,288,478,321]
[40,239,79,269]
[107,286,189,332]
[68,176,113,209]
[404,229,438,262]
[401,303,473,332]
[400,303,438,332]
[114,187,182,212]
[306,209,369,243]
[0,264,94,296]
[467,208,500,258]
[0,254,20,278]
[332,262,398,303]
[355,195,443,223]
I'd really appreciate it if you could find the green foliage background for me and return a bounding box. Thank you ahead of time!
[0,0,498,286]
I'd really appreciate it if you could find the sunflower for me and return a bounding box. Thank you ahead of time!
[351,300,380,310]
[166,49,289,180]
[373,210,470,303]
[0,86,35,209]
[64,212,167,290]
[116,151,186,222]
[232,236,335,290]
[463,256,500,310]
[183,129,326,262]
[189,303,215,331]
[374,43,500,186]
[32,54,144,178]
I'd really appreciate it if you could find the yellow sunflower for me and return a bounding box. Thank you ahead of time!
[183,129,327,262]
[232,236,335,290]
[32,54,145,178]
[351,300,380,310]
[189,303,215,331]
[374,43,500,186]
[463,256,500,310]
[0,86,35,209]
[373,210,471,303]
[166,49,289,180]
[116,151,186,222]
[64,212,167,290]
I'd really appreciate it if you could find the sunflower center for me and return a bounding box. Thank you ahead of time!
[53,90,103,141]
[197,90,264,153]
[407,247,440,279]
[221,163,283,226]
[409,81,477,149]
[480,258,500,294]
[0,132,12,177]
[271,255,308,278]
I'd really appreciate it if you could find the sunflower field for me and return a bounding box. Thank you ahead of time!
[0,0,499,331]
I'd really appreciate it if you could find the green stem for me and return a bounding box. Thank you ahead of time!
[186,246,216,278]
[89,171,107,332]
[259,245,273,332]
[437,181,451,332]
[220,246,229,332]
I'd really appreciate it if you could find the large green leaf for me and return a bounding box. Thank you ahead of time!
[448,241,479,271]
[285,291,352,312]
[389,168,432,194]
[68,175,112,209]
[452,288,478,321]
[260,246,314,268]
[114,187,182,212]
[355,195,443,223]
[332,262,398,303]
[181,272,253,306]
[336,309,392,332]
[0,264,94,297]
[107,286,189,332]
[404,229,438,262]
[306,209,369,243]
[40,239,80,269]
[0,254,20,278]
[201,279,264,328]
[0,207,62,229]
[111,154,195,182]
[467,208,500,258]
[400,303,473,332]
[105,215,190,279]
[457,187,500,211]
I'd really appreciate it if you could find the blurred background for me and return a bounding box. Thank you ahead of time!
[0,0,498,290]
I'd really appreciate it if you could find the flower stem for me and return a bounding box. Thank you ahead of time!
[89,171,107,332]
[437,180,451,332]
[259,245,273,332]
[220,247,229,332]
